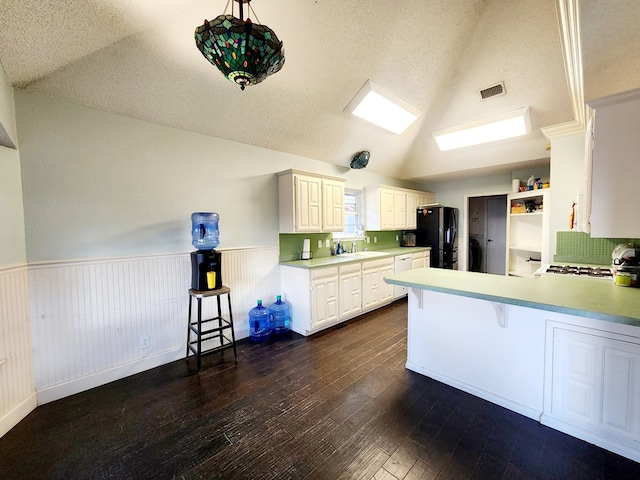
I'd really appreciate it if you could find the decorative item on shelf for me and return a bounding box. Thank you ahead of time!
[195,0,285,91]
[524,200,537,213]
[350,150,370,169]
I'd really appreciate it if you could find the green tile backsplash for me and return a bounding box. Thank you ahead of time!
[555,231,639,265]
[279,231,402,261]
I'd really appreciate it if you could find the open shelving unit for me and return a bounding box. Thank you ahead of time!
[506,189,550,277]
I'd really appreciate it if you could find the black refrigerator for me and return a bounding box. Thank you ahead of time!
[416,205,458,269]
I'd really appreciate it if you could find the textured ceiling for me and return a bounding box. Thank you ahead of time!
[0,0,627,181]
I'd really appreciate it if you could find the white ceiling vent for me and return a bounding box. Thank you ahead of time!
[479,82,506,100]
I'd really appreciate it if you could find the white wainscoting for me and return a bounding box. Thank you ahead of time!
[0,264,37,438]
[28,246,279,404]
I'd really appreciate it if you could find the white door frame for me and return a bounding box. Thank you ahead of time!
[461,190,510,272]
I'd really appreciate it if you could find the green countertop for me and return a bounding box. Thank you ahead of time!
[280,247,431,269]
[384,268,640,326]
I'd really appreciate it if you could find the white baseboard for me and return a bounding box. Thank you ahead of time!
[36,348,185,405]
[405,361,541,422]
[540,414,640,463]
[0,392,37,438]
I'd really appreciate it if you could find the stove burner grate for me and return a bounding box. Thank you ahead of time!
[546,264,613,278]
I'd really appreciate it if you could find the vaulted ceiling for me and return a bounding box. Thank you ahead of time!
[0,1,637,181]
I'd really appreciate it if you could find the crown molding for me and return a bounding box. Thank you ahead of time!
[556,0,587,129]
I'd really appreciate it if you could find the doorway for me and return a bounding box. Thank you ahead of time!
[467,194,507,275]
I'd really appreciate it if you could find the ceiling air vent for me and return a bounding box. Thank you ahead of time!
[479,82,506,100]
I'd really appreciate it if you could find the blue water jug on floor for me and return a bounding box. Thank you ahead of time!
[268,295,291,335]
[249,300,271,342]
[191,212,219,250]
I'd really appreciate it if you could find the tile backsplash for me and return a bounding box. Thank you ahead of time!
[555,231,638,265]
[279,231,401,261]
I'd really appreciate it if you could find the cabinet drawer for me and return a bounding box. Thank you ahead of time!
[362,257,393,270]
[311,266,339,280]
[339,263,362,275]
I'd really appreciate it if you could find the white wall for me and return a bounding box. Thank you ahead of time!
[0,63,17,149]
[549,133,585,257]
[0,81,34,437]
[0,146,26,265]
[15,91,425,262]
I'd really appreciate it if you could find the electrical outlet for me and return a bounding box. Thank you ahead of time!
[317,240,322,249]
[325,239,330,247]
[396,235,399,241]
[366,236,370,243]
[140,336,150,349]
[374,236,377,243]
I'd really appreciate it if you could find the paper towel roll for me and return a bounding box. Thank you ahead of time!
[302,238,311,260]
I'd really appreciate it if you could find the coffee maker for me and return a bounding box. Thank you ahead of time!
[190,212,222,291]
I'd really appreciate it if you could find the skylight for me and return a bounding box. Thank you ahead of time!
[345,80,420,135]
[432,107,531,151]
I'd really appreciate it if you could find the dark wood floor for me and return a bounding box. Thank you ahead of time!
[2,299,640,479]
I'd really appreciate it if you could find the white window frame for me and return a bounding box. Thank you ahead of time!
[333,188,365,240]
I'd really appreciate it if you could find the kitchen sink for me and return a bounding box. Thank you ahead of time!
[341,251,388,258]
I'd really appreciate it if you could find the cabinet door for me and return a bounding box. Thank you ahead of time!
[295,175,322,232]
[393,191,407,229]
[379,263,395,304]
[590,93,640,237]
[379,188,395,230]
[339,271,362,319]
[311,275,338,330]
[362,267,380,310]
[552,327,640,443]
[411,252,425,269]
[406,192,418,229]
[417,192,435,207]
[322,180,345,232]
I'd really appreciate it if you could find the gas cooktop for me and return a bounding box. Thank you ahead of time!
[537,264,613,279]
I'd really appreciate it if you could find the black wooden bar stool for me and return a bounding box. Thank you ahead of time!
[186,286,237,371]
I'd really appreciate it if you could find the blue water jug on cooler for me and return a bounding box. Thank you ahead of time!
[268,295,291,334]
[249,300,271,342]
[191,212,219,250]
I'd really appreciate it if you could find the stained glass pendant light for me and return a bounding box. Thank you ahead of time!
[195,0,285,90]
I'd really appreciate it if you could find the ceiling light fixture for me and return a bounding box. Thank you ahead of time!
[432,107,531,151]
[195,0,285,90]
[345,80,420,134]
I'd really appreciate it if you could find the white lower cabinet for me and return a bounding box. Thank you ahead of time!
[280,257,394,336]
[362,257,394,312]
[339,263,362,320]
[411,251,426,269]
[280,265,339,336]
[311,267,339,331]
[546,321,640,456]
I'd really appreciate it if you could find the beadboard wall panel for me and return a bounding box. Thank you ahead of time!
[28,246,279,404]
[0,264,37,437]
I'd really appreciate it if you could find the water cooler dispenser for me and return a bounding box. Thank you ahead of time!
[190,212,222,291]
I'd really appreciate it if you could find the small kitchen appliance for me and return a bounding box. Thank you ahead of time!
[401,231,416,247]
[612,243,636,264]
[190,212,222,291]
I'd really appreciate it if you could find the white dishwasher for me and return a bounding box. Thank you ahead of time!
[393,254,412,299]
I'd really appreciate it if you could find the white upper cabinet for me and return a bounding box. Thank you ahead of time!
[365,185,434,231]
[588,90,640,237]
[405,191,418,229]
[278,170,345,233]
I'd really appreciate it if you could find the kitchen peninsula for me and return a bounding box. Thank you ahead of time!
[384,268,640,463]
